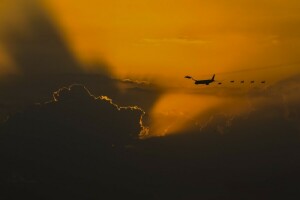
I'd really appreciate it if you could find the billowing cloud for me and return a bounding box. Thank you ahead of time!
[0,85,149,198]
[2,84,147,143]
[0,1,162,123]
[0,78,299,199]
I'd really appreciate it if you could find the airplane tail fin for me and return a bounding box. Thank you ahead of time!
[211,74,215,81]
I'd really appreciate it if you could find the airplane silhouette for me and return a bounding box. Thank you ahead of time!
[185,74,216,85]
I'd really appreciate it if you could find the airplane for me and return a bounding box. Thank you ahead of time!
[185,74,216,85]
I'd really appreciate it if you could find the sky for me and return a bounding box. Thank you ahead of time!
[2,0,300,78]
[43,0,300,80]
[0,0,300,135]
[46,0,300,135]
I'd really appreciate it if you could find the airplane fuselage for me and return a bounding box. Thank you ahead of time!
[195,79,214,85]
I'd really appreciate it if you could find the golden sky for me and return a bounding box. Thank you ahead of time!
[1,0,300,135]
[43,0,300,81]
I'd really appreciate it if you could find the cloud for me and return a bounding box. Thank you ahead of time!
[131,76,300,198]
[0,79,300,199]
[0,1,162,123]
[52,84,149,138]
[0,84,150,195]
[1,1,82,75]
[5,84,147,141]
[119,78,151,86]
[149,74,300,136]
[140,37,210,46]
[0,86,149,198]
[175,74,300,135]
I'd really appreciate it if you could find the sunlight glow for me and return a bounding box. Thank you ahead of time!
[149,93,222,136]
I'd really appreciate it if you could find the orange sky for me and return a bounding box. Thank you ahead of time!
[43,0,300,82]
[1,0,300,135]
[1,0,299,81]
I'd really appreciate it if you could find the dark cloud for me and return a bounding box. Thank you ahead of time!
[0,78,300,199]
[134,76,300,199]
[0,84,149,198]
[2,84,146,144]
[0,1,161,122]
[2,1,81,75]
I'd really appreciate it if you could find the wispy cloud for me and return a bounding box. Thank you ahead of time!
[139,37,211,45]
[119,78,151,85]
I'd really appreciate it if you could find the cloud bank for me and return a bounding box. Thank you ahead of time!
[0,77,299,199]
